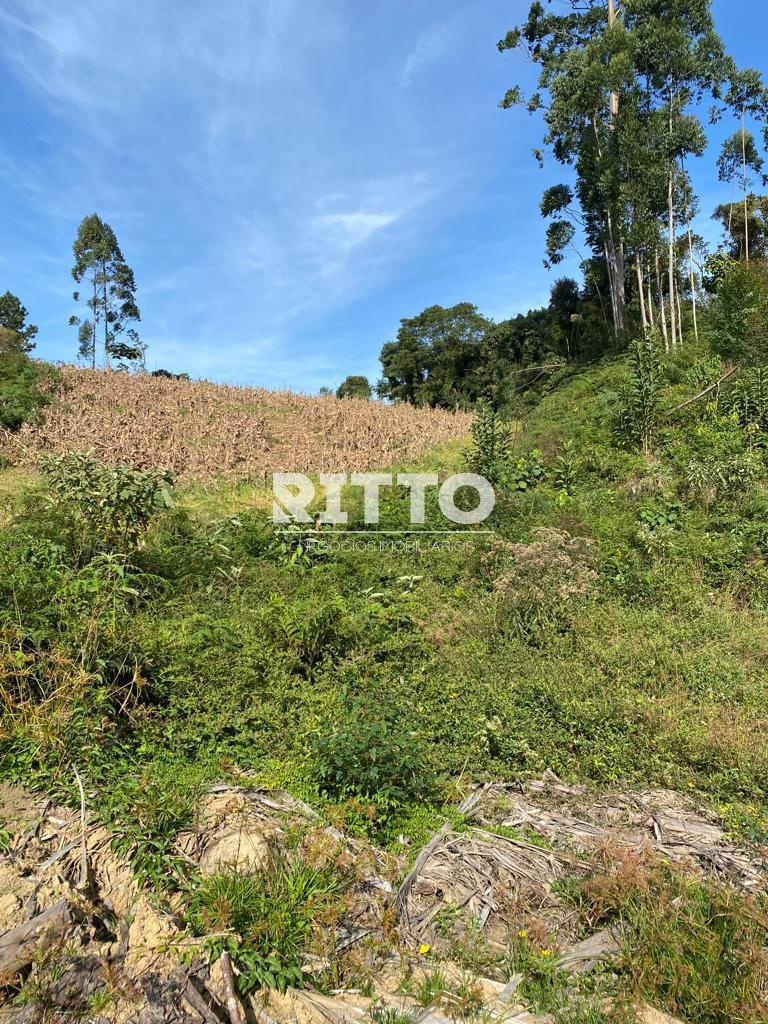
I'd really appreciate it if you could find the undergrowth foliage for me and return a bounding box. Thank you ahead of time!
[40,452,173,550]
[310,691,435,816]
[483,528,598,641]
[0,351,58,433]
[464,399,514,484]
[2,342,768,1020]
[616,333,667,454]
[565,848,768,1024]
[187,850,342,993]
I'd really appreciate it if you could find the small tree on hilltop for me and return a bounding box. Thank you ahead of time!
[336,375,372,400]
[69,214,143,370]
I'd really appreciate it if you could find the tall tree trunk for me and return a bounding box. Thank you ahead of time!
[608,0,618,117]
[687,227,699,343]
[676,283,684,346]
[604,240,620,338]
[635,254,648,332]
[742,118,750,263]
[91,276,97,370]
[102,258,110,370]
[667,183,677,350]
[601,1,625,340]
[667,90,678,351]
[656,248,669,352]
[646,264,655,328]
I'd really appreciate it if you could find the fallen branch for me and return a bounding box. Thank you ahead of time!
[0,900,71,981]
[395,821,452,935]
[665,366,737,417]
[508,363,567,376]
[183,977,228,1024]
[219,951,246,1024]
[72,765,90,892]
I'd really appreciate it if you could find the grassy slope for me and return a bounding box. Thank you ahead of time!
[2,353,767,828]
[3,352,768,1021]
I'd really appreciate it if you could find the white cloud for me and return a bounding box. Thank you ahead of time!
[401,23,453,88]
[315,211,399,247]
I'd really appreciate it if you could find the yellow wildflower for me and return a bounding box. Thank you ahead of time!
[517,930,528,939]
[418,943,431,956]
[540,949,552,957]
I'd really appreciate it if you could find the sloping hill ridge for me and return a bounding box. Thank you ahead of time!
[2,366,472,480]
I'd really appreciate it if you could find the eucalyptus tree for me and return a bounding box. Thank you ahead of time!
[717,68,768,262]
[714,195,768,260]
[499,0,634,339]
[621,0,730,349]
[500,0,752,350]
[69,214,143,369]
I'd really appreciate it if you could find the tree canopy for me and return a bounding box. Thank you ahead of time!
[69,214,143,369]
[0,292,37,353]
[499,0,768,351]
[336,375,372,400]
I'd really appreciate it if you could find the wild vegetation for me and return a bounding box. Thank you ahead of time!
[2,1,768,1021]
[2,324,768,1019]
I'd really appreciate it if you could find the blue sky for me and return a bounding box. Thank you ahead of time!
[0,0,765,391]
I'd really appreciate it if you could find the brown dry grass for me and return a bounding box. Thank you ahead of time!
[1,366,472,481]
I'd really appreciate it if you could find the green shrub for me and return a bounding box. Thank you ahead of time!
[708,260,768,366]
[723,366,768,430]
[261,591,352,673]
[309,691,434,810]
[464,399,514,485]
[615,334,667,454]
[550,440,583,493]
[40,452,173,550]
[0,351,57,431]
[498,449,546,493]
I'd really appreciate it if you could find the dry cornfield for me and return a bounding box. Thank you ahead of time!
[1,366,472,481]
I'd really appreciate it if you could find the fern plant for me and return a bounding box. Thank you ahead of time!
[616,333,667,454]
[463,399,514,485]
[726,367,768,431]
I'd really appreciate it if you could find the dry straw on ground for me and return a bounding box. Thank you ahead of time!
[2,366,472,481]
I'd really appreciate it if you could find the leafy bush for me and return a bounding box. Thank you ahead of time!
[310,691,434,809]
[261,592,352,673]
[685,451,761,507]
[40,452,173,550]
[637,499,683,533]
[187,852,341,993]
[464,399,515,485]
[551,440,582,493]
[0,351,57,431]
[723,366,768,430]
[499,449,546,493]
